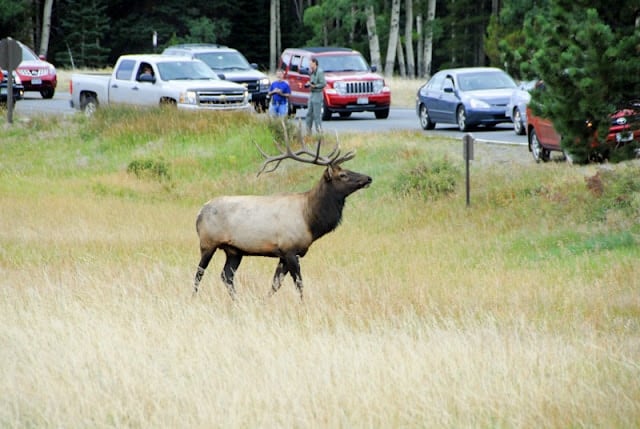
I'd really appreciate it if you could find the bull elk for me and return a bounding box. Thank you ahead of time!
[193,124,372,300]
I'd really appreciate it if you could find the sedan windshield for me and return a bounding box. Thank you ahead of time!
[457,71,516,91]
[158,61,220,80]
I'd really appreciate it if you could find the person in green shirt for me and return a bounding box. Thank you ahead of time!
[305,57,326,134]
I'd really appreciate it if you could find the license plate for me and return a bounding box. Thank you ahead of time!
[32,78,42,85]
[616,131,633,143]
[357,97,368,105]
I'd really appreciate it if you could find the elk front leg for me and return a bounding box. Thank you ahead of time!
[285,254,304,301]
[269,258,289,297]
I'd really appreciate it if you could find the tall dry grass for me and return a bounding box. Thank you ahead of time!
[1,110,639,427]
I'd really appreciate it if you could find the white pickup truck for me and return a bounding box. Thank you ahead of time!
[69,54,253,115]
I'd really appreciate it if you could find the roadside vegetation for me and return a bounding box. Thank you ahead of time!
[1,108,639,427]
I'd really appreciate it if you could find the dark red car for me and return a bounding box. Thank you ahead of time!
[526,102,640,163]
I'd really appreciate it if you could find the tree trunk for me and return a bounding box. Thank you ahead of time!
[384,0,401,77]
[423,0,436,77]
[396,39,406,77]
[416,15,423,77]
[270,0,277,72]
[404,0,415,78]
[349,5,356,45]
[365,5,382,72]
[39,0,54,57]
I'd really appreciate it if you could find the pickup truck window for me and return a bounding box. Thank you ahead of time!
[115,60,136,80]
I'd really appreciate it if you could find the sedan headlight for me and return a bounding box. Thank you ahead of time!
[469,98,490,109]
[12,71,22,85]
[180,91,197,105]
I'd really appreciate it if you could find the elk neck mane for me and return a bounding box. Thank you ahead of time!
[303,169,347,240]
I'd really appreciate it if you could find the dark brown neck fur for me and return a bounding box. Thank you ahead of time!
[304,173,346,241]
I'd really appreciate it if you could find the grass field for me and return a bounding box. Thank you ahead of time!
[1,108,639,428]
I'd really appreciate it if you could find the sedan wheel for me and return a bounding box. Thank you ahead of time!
[456,106,468,132]
[529,129,550,163]
[419,104,435,130]
[513,108,525,135]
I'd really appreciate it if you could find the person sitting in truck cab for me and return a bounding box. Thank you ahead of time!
[138,64,154,81]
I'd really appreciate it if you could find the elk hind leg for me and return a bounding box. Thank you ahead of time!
[194,247,216,295]
[221,252,243,300]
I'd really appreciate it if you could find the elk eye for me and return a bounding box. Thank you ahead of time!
[339,172,348,179]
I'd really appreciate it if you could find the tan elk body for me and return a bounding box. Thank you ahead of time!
[193,127,372,300]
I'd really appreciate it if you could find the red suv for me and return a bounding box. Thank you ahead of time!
[15,41,57,99]
[279,47,391,120]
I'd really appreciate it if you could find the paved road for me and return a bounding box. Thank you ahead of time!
[14,92,528,146]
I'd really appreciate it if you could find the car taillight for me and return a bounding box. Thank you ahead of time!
[69,80,73,94]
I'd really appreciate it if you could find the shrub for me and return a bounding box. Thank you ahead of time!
[127,158,171,182]
[393,157,460,200]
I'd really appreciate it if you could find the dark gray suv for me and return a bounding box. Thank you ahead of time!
[162,44,270,110]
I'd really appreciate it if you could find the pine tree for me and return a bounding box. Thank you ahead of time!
[58,0,110,67]
[524,0,640,163]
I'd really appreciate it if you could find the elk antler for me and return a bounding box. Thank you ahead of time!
[255,121,356,176]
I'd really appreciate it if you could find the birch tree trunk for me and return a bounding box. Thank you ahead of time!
[269,0,277,72]
[423,0,436,77]
[384,0,401,77]
[365,5,382,72]
[416,14,423,77]
[396,39,406,77]
[276,0,281,65]
[39,0,54,57]
[404,0,415,78]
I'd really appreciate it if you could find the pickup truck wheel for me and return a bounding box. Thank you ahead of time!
[40,88,55,99]
[375,108,389,119]
[80,94,98,117]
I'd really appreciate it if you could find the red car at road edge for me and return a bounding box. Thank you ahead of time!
[526,101,640,163]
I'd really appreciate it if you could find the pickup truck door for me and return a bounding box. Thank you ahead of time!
[108,59,137,104]
[109,60,159,106]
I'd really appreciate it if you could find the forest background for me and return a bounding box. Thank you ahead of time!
[1,0,639,161]
[0,0,637,80]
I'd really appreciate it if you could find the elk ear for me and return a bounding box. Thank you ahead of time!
[324,165,335,181]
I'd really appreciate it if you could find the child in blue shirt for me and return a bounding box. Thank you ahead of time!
[268,69,291,117]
